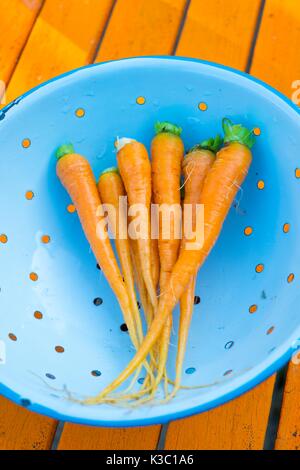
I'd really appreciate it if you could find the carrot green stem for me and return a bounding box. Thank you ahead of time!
[189,134,223,154]
[56,144,75,160]
[100,167,119,176]
[222,118,256,149]
[155,121,182,137]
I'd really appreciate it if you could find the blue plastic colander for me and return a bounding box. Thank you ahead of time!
[1,57,300,427]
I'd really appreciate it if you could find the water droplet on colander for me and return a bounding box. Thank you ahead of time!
[62,105,71,114]
[288,135,297,145]
[96,144,107,160]
[185,84,194,92]
[187,117,200,124]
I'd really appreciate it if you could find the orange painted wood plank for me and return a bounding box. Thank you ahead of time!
[249,0,300,450]
[176,0,262,69]
[58,424,162,450]
[6,0,114,102]
[59,0,187,450]
[96,0,187,62]
[165,0,277,450]
[275,361,300,450]
[0,0,43,89]
[0,0,114,450]
[250,0,300,97]
[0,396,57,450]
[166,378,275,450]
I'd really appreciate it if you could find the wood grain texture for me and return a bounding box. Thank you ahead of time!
[0,0,43,99]
[96,0,187,62]
[165,0,277,450]
[166,378,275,450]
[250,0,300,449]
[58,424,161,450]
[59,0,188,449]
[0,396,57,450]
[0,0,114,450]
[6,0,114,102]
[275,361,300,450]
[250,0,300,97]
[176,0,262,69]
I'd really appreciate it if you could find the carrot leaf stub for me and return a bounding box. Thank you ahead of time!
[222,118,256,149]
[56,143,75,159]
[190,134,223,154]
[155,121,182,137]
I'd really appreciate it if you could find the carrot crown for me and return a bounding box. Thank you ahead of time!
[189,134,223,154]
[222,118,256,149]
[56,144,75,160]
[100,167,119,176]
[154,121,182,137]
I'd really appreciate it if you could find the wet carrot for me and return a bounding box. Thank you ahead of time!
[170,136,222,399]
[117,139,158,311]
[84,119,255,404]
[56,145,138,350]
[97,168,144,345]
[151,121,184,396]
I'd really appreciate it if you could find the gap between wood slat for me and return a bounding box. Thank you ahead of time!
[7,0,46,80]
[90,0,118,63]
[263,364,289,450]
[245,0,266,73]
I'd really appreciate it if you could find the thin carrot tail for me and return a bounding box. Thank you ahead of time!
[168,275,196,401]
[138,238,158,310]
[83,297,171,404]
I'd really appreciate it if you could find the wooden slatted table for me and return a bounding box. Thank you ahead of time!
[0,0,299,451]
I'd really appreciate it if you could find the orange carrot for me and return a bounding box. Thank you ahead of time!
[84,118,255,404]
[56,145,138,351]
[97,168,144,345]
[117,139,158,311]
[170,136,222,399]
[151,122,184,396]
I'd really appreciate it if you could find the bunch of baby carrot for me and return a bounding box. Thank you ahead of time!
[56,117,255,406]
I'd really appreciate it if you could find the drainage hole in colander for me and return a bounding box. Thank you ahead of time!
[75,108,85,118]
[8,333,17,341]
[120,323,128,332]
[93,297,103,306]
[0,234,8,243]
[22,138,31,149]
[185,367,196,375]
[136,96,146,105]
[137,301,141,309]
[96,263,101,270]
[194,296,201,305]
[267,326,275,335]
[91,370,102,377]
[225,341,234,350]
[223,370,233,376]
[46,373,56,380]
[249,304,258,314]
[138,377,145,384]
[55,345,65,353]
[34,311,43,320]
[20,399,31,407]
[25,190,34,200]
